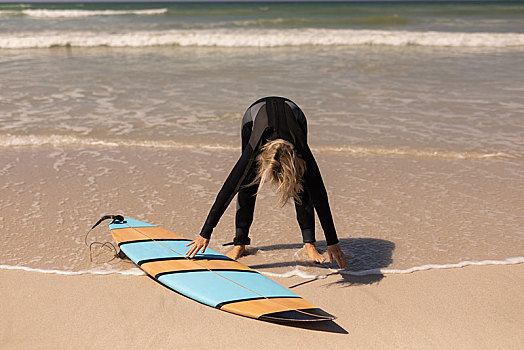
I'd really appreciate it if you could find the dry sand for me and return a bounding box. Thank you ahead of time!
[1,263,523,350]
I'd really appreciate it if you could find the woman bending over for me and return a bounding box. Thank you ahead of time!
[186,96,347,269]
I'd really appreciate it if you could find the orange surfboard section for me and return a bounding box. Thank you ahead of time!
[112,226,186,245]
[141,259,252,278]
[220,297,317,320]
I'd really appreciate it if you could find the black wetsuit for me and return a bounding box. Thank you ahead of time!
[199,97,339,246]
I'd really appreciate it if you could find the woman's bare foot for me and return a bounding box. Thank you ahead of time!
[304,243,326,264]
[226,245,247,260]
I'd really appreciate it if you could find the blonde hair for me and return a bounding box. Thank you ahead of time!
[249,139,306,206]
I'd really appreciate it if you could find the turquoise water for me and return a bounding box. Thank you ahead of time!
[1,1,524,42]
[1,2,523,33]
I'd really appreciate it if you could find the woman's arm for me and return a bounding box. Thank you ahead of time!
[199,119,256,237]
[199,144,254,239]
[186,121,258,258]
[186,147,254,258]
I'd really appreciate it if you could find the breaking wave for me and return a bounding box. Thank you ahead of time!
[0,29,523,49]
[0,8,168,18]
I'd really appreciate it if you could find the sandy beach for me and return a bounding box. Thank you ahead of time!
[1,140,522,350]
[1,145,523,349]
[2,263,523,349]
[2,2,523,349]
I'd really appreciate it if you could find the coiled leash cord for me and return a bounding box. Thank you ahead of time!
[84,214,125,262]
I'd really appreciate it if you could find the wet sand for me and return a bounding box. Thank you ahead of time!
[1,146,522,273]
[2,264,523,349]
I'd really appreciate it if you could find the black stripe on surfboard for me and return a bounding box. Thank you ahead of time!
[146,274,332,323]
[155,268,260,279]
[137,255,233,266]
[215,295,302,309]
[259,308,336,322]
[118,238,191,247]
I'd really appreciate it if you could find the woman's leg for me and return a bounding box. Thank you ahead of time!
[295,190,326,263]
[234,181,258,245]
[295,189,315,242]
[227,179,258,260]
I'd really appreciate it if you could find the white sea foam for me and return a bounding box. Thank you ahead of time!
[339,256,524,276]
[0,29,523,49]
[261,257,524,279]
[0,134,514,160]
[0,134,237,152]
[0,264,145,276]
[2,257,522,278]
[0,9,168,18]
[261,266,328,280]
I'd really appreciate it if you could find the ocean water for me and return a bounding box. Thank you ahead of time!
[0,1,523,278]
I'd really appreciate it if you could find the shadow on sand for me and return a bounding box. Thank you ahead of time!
[250,237,395,287]
[265,319,349,334]
[250,237,395,332]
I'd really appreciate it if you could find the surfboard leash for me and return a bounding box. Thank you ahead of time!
[84,215,126,262]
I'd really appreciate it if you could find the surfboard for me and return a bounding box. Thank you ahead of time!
[109,217,335,322]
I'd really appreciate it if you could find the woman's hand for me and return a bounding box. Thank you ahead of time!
[186,236,210,258]
[327,243,347,269]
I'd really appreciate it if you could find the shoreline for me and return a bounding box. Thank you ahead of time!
[2,263,523,349]
[1,255,523,278]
